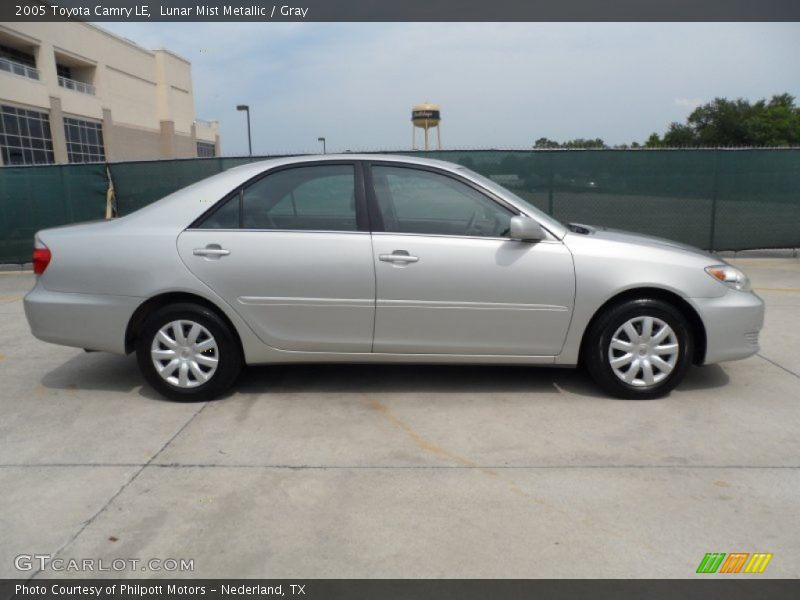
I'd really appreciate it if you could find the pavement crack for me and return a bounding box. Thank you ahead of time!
[2,463,799,470]
[758,353,800,380]
[27,401,210,580]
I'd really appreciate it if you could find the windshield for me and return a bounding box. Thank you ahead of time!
[455,167,567,237]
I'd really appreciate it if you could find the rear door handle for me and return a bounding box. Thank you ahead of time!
[193,245,230,258]
[379,251,419,264]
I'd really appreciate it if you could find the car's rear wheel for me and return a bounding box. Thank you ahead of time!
[136,303,242,401]
[584,298,693,399]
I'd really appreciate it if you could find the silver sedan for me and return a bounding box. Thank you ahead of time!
[24,155,764,401]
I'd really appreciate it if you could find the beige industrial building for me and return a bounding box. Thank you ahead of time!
[0,22,220,166]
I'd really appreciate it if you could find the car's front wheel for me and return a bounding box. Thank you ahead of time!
[136,303,242,401]
[584,298,694,399]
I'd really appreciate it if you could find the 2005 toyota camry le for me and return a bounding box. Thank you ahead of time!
[24,155,764,401]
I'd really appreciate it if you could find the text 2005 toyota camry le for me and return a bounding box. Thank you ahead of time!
[24,155,764,401]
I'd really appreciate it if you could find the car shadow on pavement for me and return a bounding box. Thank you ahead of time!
[40,351,169,401]
[39,351,731,402]
[238,363,582,396]
[236,362,730,400]
[675,363,731,391]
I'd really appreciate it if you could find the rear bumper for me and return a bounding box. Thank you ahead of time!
[687,290,765,365]
[24,282,142,354]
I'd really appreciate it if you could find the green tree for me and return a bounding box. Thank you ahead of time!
[533,137,607,149]
[534,137,560,149]
[750,93,800,146]
[662,123,697,147]
[645,133,663,148]
[563,138,607,149]
[652,94,800,147]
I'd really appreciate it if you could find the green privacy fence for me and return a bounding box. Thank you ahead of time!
[406,149,800,251]
[1,149,799,263]
[108,156,262,215]
[0,163,108,264]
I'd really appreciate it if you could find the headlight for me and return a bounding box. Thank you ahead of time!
[705,265,751,291]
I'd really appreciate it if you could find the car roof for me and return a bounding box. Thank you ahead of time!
[224,153,464,176]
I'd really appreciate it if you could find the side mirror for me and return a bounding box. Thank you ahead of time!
[509,216,545,242]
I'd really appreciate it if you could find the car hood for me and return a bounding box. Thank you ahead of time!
[569,223,717,261]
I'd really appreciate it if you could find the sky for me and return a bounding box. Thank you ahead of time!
[98,22,800,156]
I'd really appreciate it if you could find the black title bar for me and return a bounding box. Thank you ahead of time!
[3,0,800,22]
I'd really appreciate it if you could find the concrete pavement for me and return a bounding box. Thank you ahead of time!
[0,258,798,578]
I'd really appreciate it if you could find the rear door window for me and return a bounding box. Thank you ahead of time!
[242,165,357,231]
[197,164,358,231]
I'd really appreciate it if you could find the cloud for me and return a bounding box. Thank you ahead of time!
[673,98,705,110]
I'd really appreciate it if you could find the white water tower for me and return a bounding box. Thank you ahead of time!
[411,103,441,150]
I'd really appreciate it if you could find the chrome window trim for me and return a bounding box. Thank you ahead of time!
[370,230,561,244]
[186,228,560,244]
[187,228,371,235]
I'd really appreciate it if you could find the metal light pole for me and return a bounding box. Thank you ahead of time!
[236,104,252,156]
[317,137,326,154]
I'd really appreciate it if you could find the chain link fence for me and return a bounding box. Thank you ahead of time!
[1,149,798,264]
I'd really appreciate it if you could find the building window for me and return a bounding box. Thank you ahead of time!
[0,104,54,165]
[197,141,216,158]
[64,117,105,163]
[0,44,35,68]
[0,43,39,81]
[56,64,72,79]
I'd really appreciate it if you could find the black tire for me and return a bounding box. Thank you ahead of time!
[584,298,693,400]
[136,302,242,402]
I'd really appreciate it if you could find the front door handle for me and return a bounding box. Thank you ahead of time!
[379,251,419,264]
[193,245,230,258]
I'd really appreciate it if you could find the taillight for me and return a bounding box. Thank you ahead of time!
[33,238,51,275]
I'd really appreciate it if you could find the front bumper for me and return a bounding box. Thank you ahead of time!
[687,290,765,365]
[24,281,142,354]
